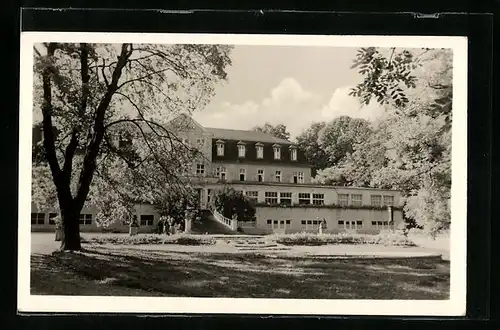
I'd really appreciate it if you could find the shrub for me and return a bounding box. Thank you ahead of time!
[267,232,415,247]
[81,234,216,246]
[210,186,256,221]
[163,234,216,245]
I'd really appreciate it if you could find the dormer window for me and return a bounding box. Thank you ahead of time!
[289,145,298,161]
[273,144,281,160]
[255,142,264,159]
[237,141,246,158]
[216,140,225,156]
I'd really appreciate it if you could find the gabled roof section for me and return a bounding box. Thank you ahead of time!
[204,127,291,144]
[166,113,207,133]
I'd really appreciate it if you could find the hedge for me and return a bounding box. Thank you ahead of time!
[81,234,216,246]
[267,232,416,247]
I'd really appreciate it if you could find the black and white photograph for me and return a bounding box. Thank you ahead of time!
[18,33,467,316]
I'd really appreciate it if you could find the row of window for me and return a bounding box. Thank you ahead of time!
[31,213,93,225]
[216,141,298,161]
[31,213,157,226]
[211,166,306,183]
[266,219,392,231]
[338,194,394,207]
[242,191,395,206]
[266,219,292,229]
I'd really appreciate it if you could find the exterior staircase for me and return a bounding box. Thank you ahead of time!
[191,210,238,235]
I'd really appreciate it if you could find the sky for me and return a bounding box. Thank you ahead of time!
[192,45,386,138]
[32,44,388,138]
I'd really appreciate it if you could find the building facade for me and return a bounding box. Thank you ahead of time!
[31,114,403,234]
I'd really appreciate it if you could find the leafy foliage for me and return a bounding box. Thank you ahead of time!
[81,233,216,245]
[252,123,291,140]
[269,232,416,247]
[317,116,373,166]
[349,47,420,108]
[33,42,233,250]
[313,47,453,236]
[295,122,329,175]
[210,186,256,221]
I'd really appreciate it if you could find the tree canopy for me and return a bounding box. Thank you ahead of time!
[252,123,291,140]
[310,47,452,236]
[32,42,233,250]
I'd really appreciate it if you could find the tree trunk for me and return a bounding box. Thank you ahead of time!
[60,206,82,251]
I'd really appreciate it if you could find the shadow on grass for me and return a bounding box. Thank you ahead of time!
[30,246,450,299]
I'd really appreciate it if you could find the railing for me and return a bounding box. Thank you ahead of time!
[212,209,238,231]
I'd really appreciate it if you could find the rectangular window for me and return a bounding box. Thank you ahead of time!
[48,213,58,225]
[291,148,297,161]
[267,219,273,229]
[339,220,361,230]
[338,194,349,207]
[216,167,226,181]
[372,221,390,230]
[297,172,304,183]
[279,220,285,229]
[196,164,205,175]
[312,193,324,205]
[265,192,278,204]
[273,147,281,160]
[196,138,204,146]
[275,170,281,182]
[140,215,154,226]
[31,213,45,225]
[245,191,259,203]
[257,169,264,182]
[256,146,264,159]
[238,144,246,158]
[383,195,395,206]
[239,168,246,181]
[351,194,363,207]
[216,143,224,156]
[79,214,92,225]
[293,172,298,184]
[302,220,317,230]
[371,195,382,207]
[298,193,311,205]
[279,192,292,205]
[285,220,291,229]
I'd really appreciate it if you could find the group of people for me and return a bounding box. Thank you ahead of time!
[156,216,181,235]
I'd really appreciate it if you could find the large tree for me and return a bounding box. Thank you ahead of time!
[252,123,291,141]
[346,47,452,236]
[295,122,329,175]
[33,43,232,250]
[317,116,373,166]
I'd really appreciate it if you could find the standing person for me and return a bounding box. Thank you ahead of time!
[320,218,327,234]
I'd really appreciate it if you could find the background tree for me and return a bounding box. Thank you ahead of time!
[295,122,329,176]
[252,123,291,141]
[317,116,373,166]
[345,47,452,236]
[33,42,233,250]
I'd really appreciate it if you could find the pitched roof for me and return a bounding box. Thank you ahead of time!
[204,127,291,144]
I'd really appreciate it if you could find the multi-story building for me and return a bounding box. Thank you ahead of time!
[31,114,403,234]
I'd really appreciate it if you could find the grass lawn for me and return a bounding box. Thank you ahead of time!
[31,239,450,299]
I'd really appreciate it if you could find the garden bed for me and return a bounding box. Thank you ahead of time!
[267,232,416,247]
[81,234,216,246]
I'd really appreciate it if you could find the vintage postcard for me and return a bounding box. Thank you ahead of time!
[18,32,467,316]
